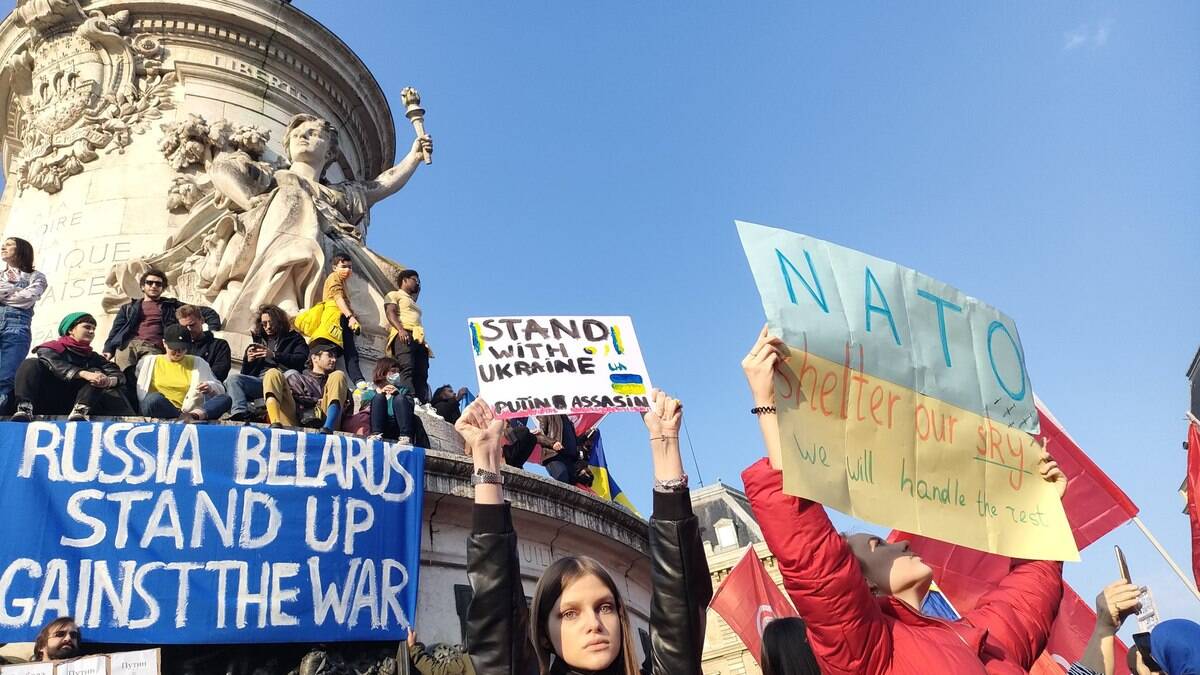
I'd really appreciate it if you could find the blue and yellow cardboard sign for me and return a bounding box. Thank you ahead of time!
[738,221,1078,560]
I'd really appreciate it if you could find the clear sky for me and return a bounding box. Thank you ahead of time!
[301,1,1200,627]
[9,0,1200,630]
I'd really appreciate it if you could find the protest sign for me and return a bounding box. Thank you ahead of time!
[468,316,652,418]
[738,221,1078,560]
[0,649,159,675]
[0,422,425,644]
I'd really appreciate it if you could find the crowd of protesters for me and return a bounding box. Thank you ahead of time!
[2,238,1200,675]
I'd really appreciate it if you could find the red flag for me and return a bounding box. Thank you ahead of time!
[889,400,1138,671]
[1032,582,1132,675]
[1033,397,1139,549]
[709,546,798,663]
[1187,420,1200,589]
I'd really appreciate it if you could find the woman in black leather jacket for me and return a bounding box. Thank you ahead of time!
[456,391,710,675]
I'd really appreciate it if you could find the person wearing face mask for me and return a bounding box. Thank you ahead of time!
[10,312,134,421]
[295,252,366,386]
[738,326,1067,675]
[0,237,47,413]
[365,356,416,444]
[456,390,710,675]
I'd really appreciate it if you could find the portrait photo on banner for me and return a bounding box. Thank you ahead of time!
[468,315,653,418]
[737,220,1078,561]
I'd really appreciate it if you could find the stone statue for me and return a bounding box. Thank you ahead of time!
[105,109,433,339]
[0,0,175,194]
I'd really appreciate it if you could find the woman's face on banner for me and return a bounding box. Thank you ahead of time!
[846,534,933,597]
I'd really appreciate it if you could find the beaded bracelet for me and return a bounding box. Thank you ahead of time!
[751,406,777,415]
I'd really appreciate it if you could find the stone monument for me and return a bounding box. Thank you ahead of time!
[0,0,416,369]
[0,2,656,672]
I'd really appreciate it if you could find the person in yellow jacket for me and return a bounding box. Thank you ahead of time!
[294,252,366,386]
[384,268,432,403]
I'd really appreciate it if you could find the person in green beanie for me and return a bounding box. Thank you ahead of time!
[10,312,135,421]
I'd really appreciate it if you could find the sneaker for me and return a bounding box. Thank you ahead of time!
[67,404,90,422]
[367,433,384,442]
[178,411,198,424]
[10,402,33,422]
[397,435,412,446]
[355,381,369,391]
[227,410,252,422]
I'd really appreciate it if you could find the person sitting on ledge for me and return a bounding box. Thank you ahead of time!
[101,268,220,369]
[136,324,231,422]
[533,413,581,485]
[11,312,134,422]
[364,357,415,444]
[262,339,348,432]
[226,304,310,422]
[32,616,81,662]
[177,303,231,382]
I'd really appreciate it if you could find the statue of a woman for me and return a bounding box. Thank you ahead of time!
[106,112,433,343]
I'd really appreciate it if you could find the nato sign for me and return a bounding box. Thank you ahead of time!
[0,421,425,643]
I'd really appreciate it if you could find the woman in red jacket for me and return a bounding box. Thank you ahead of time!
[740,327,1066,675]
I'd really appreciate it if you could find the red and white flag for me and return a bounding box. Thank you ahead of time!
[1186,419,1200,589]
[709,546,798,663]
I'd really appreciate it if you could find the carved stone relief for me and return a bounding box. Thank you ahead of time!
[1,0,176,193]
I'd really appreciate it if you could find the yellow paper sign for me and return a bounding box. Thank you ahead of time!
[775,347,1079,561]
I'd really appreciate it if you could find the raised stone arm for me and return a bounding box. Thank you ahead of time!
[364,133,433,207]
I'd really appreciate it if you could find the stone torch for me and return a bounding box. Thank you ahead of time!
[400,87,432,165]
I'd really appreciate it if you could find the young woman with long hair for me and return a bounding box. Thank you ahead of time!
[0,237,47,413]
[455,390,710,675]
[760,617,822,675]
[738,326,1068,675]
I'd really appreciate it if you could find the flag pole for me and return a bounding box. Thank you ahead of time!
[1131,516,1200,603]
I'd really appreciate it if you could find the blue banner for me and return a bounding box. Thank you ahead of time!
[0,421,425,644]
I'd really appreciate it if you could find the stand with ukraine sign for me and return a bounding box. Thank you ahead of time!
[0,422,425,644]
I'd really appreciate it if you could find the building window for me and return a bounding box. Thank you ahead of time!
[715,518,738,549]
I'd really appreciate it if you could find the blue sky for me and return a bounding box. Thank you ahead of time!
[5,0,1198,630]
[297,2,1199,626]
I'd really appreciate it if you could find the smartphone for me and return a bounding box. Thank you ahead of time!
[1132,632,1163,671]
[1115,545,1131,583]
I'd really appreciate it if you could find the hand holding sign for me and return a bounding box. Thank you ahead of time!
[643,389,687,484]
[1038,449,1068,500]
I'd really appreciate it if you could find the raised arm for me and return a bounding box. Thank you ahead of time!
[364,135,433,206]
[457,400,528,675]
[740,326,893,675]
[643,390,711,675]
[962,450,1069,669]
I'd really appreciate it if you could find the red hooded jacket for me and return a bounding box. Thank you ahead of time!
[742,458,1063,675]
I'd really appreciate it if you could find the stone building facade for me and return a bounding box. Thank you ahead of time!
[692,481,792,675]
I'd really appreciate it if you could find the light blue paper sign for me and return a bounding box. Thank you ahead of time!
[737,220,1038,432]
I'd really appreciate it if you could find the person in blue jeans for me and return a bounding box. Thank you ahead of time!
[365,357,415,443]
[226,304,310,421]
[533,413,581,485]
[0,237,47,413]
